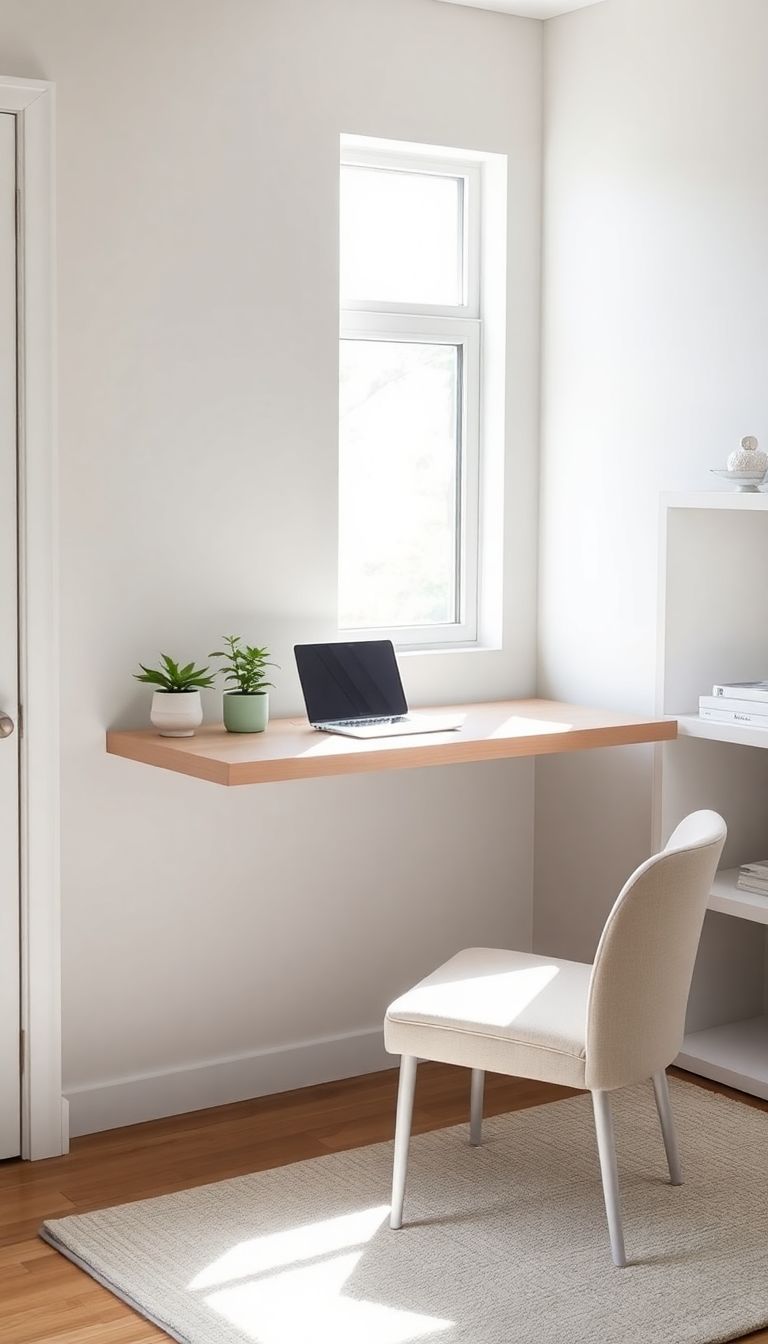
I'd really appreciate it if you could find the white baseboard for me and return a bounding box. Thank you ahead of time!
[65,1026,391,1137]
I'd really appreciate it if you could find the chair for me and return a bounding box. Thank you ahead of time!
[384,810,726,1267]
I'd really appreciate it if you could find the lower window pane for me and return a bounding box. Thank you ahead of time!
[339,339,460,631]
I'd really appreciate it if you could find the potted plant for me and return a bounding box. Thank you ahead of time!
[209,635,277,733]
[133,654,216,737]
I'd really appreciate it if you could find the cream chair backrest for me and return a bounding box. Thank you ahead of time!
[585,810,726,1092]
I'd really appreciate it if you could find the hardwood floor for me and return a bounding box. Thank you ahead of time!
[0,1063,766,1343]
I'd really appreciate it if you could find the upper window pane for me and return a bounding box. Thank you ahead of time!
[340,165,463,307]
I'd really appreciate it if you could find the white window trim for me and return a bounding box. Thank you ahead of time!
[339,140,484,650]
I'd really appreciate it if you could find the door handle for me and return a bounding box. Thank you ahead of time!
[0,712,14,738]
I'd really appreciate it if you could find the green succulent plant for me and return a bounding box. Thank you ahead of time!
[133,653,216,693]
[209,635,277,695]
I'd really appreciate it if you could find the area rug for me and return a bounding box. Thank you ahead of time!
[41,1078,768,1344]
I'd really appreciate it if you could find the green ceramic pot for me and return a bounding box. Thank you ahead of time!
[223,691,269,733]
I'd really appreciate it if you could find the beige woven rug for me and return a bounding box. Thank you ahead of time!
[41,1078,768,1344]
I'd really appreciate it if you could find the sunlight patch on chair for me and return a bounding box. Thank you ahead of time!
[403,964,560,1027]
[205,1250,454,1343]
[189,1205,390,1290]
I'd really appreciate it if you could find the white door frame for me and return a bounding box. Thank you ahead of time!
[1,76,62,1159]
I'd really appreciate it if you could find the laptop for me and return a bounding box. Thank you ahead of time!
[294,640,465,739]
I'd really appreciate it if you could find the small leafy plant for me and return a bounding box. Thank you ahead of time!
[134,654,216,693]
[209,635,277,695]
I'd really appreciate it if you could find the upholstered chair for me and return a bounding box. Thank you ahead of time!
[384,810,726,1266]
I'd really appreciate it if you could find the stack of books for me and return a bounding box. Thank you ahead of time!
[699,680,768,728]
[737,860,768,896]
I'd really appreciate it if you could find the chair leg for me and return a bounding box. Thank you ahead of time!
[653,1069,682,1186]
[470,1068,485,1146]
[592,1089,627,1268]
[390,1055,418,1230]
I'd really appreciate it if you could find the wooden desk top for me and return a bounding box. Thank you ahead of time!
[106,699,676,787]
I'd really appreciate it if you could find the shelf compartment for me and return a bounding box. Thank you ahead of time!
[676,713,768,749]
[677,1015,768,1099]
[708,868,768,925]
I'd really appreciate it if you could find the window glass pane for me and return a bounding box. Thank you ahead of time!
[339,339,460,630]
[340,166,462,306]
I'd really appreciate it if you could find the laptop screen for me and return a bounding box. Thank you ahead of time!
[294,641,408,722]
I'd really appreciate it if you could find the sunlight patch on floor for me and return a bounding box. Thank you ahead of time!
[190,1205,454,1342]
[204,1250,453,1343]
[189,1205,391,1289]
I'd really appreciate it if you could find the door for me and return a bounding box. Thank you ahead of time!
[0,111,20,1159]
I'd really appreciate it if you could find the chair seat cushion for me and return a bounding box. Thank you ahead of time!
[385,947,591,1088]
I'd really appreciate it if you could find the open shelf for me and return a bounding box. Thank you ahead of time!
[676,713,768,749]
[677,1016,768,1099]
[708,868,768,925]
[662,491,768,512]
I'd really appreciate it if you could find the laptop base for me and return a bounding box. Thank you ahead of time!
[313,713,464,739]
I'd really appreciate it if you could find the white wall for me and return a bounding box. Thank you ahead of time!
[536,0,768,955]
[0,0,542,1132]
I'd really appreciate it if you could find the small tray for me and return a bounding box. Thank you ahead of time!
[710,468,767,493]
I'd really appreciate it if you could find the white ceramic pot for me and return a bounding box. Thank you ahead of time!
[150,689,203,737]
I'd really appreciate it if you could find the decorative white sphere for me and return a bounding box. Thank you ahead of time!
[727,435,768,473]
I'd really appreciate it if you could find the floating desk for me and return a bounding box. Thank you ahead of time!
[106,699,676,786]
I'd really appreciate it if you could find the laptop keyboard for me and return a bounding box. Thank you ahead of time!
[333,716,407,727]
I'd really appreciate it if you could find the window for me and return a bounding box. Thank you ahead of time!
[339,139,482,648]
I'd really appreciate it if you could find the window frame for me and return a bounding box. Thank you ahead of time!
[338,144,483,650]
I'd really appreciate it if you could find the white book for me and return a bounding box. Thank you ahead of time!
[712,680,768,704]
[699,706,768,727]
[737,877,768,897]
[700,694,768,714]
[740,859,768,876]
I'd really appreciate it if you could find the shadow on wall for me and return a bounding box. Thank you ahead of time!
[533,743,655,963]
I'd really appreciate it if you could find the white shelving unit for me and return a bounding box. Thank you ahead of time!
[658,492,768,1097]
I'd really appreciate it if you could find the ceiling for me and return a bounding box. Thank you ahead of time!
[435,0,603,19]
